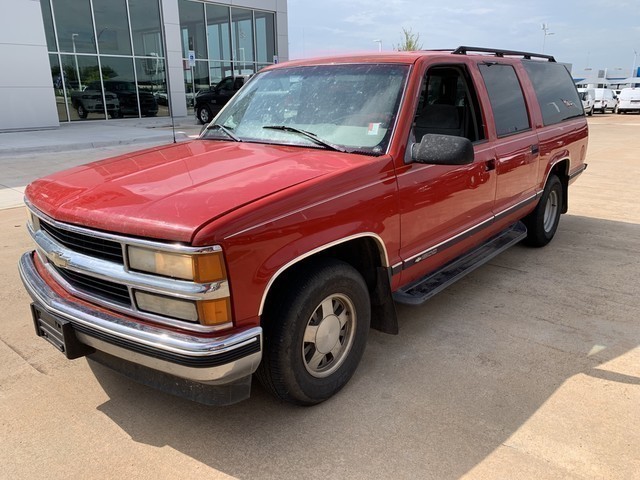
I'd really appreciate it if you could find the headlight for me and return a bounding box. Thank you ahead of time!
[127,246,226,282]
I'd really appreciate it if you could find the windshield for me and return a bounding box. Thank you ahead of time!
[202,64,410,155]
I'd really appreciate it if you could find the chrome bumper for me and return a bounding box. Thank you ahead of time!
[18,252,262,386]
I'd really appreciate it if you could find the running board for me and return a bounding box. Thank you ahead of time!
[393,222,527,306]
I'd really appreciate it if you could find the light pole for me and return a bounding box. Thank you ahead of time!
[71,33,81,90]
[541,23,554,54]
[373,39,382,52]
[632,49,638,79]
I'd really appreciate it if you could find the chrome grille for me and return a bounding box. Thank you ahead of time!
[53,265,132,307]
[40,219,124,263]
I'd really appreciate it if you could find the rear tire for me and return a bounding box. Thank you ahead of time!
[257,259,371,405]
[524,174,563,247]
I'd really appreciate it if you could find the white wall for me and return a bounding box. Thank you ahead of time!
[0,0,59,131]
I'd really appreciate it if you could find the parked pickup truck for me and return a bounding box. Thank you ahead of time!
[19,47,588,406]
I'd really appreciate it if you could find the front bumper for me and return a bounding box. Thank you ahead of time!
[19,252,262,389]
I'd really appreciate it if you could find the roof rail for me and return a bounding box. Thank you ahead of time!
[452,46,556,62]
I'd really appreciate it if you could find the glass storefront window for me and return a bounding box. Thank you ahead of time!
[99,56,138,117]
[136,58,168,117]
[179,0,206,59]
[184,60,209,107]
[60,54,106,120]
[41,0,276,121]
[231,8,254,72]
[40,0,58,52]
[206,4,231,62]
[52,0,97,54]
[92,0,132,56]
[129,0,164,57]
[49,54,67,122]
[255,11,275,64]
[209,61,233,86]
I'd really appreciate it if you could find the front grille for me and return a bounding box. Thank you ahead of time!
[40,220,124,263]
[54,265,132,307]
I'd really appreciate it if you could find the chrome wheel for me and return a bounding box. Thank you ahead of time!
[302,294,356,378]
[543,189,559,233]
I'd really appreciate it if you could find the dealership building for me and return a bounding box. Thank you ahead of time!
[0,0,288,131]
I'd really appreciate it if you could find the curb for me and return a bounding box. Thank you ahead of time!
[0,131,190,157]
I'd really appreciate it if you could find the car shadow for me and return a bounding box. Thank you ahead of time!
[89,214,640,479]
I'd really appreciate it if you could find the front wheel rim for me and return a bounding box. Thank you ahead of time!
[543,189,559,233]
[302,294,356,378]
[199,108,209,123]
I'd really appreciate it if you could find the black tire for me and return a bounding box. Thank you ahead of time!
[196,105,212,125]
[523,174,563,247]
[587,107,593,116]
[77,104,88,119]
[257,259,371,405]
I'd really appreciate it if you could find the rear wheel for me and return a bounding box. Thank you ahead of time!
[257,259,371,405]
[524,174,563,247]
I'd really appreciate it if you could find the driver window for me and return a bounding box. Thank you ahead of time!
[413,65,485,143]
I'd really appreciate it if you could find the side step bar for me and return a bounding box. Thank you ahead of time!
[393,222,527,305]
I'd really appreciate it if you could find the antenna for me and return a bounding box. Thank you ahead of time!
[158,5,177,143]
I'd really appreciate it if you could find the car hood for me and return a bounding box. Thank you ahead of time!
[26,140,364,242]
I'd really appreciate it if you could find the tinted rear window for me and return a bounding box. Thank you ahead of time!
[478,64,530,137]
[522,61,583,125]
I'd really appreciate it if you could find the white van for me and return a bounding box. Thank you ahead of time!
[593,88,618,113]
[616,88,640,114]
[578,88,595,116]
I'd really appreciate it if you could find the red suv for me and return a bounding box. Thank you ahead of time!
[20,47,588,406]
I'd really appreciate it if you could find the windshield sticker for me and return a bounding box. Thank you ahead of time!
[367,123,381,135]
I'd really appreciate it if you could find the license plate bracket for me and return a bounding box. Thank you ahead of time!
[31,303,93,359]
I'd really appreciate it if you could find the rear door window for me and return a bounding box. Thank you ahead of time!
[522,60,583,125]
[478,63,530,137]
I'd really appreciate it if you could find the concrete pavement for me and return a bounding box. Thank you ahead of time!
[0,114,639,479]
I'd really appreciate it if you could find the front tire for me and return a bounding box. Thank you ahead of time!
[257,259,371,405]
[196,105,212,125]
[77,104,88,119]
[524,174,563,247]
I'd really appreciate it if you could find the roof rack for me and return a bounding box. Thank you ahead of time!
[452,46,556,62]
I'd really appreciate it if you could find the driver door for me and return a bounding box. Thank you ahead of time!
[395,63,497,286]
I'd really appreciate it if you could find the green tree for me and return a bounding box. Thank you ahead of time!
[394,27,423,51]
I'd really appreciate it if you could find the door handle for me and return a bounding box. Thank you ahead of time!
[485,159,496,171]
[531,144,540,155]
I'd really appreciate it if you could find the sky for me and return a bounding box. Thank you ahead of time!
[286,0,640,77]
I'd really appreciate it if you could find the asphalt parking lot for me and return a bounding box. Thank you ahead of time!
[1,114,639,479]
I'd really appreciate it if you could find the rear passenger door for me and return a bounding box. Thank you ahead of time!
[478,63,539,220]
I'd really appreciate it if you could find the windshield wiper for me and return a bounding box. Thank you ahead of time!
[263,125,347,153]
[205,123,241,142]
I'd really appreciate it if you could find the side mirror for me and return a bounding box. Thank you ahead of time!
[411,134,474,165]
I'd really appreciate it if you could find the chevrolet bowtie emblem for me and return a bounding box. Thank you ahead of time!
[49,250,70,268]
